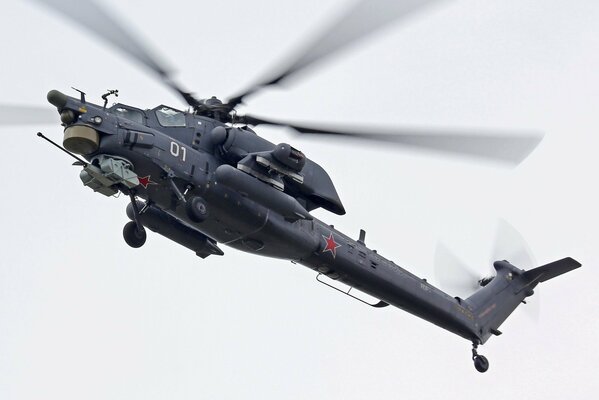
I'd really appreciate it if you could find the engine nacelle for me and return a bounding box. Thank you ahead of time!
[218,126,346,215]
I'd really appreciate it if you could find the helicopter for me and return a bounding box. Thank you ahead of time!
[9,0,581,373]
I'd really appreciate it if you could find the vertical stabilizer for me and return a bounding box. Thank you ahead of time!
[466,257,581,344]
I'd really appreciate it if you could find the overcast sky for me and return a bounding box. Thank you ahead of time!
[1,0,598,399]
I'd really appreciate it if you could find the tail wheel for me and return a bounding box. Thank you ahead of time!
[473,355,490,373]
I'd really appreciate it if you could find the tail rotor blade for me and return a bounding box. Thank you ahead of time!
[491,218,537,268]
[434,242,481,296]
[491,219,539,321]
[435,220,540,320]
[522,289,541,321]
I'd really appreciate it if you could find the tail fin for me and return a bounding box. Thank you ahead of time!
[466,257,581,344]
[522,257,581,283]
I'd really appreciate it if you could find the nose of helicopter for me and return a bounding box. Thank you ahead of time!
[47,89,67,109]
[47,89,100,155]
[63,125,100,155]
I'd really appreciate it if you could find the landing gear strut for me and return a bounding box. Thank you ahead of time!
[123,192,147,248]
[165,174,208,223]
[471,343,489,373]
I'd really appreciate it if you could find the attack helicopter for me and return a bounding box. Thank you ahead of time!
[10,0,581,373]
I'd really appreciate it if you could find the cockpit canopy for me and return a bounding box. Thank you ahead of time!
[108,103,186,128]
[154,106,186,127]
[109,104,145,124]
[107,104,189,129]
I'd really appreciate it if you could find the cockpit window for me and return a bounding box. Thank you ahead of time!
[111,106,144,124]
[155,106,186,127]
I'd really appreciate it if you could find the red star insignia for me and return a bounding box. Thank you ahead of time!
[322,233,341,258]
[138,175,157,189]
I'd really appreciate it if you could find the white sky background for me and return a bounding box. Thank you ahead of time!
[1,0,598,398]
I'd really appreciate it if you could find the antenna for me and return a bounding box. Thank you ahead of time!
[36,132,88,166]
[71,87,86,103]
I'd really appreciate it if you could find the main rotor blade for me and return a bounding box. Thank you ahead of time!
[226,0,442,109]
[0,105,57,126]
[29,0,200,108]
[239,115,543,165]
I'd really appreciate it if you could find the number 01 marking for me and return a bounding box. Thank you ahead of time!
[170,141,187,162]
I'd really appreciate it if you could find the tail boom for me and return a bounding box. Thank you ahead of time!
[466,257,581,344]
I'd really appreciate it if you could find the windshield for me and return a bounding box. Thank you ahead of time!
[155,106,186,127]
[111,106,144,124]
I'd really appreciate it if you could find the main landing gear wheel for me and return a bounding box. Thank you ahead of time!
[471,343,489,373]
[123,220,146,248]
[186,196,208,223]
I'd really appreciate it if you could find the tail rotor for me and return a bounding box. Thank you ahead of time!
[434,218,540,320]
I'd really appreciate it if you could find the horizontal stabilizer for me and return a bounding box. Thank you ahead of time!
[523,257,581,284]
